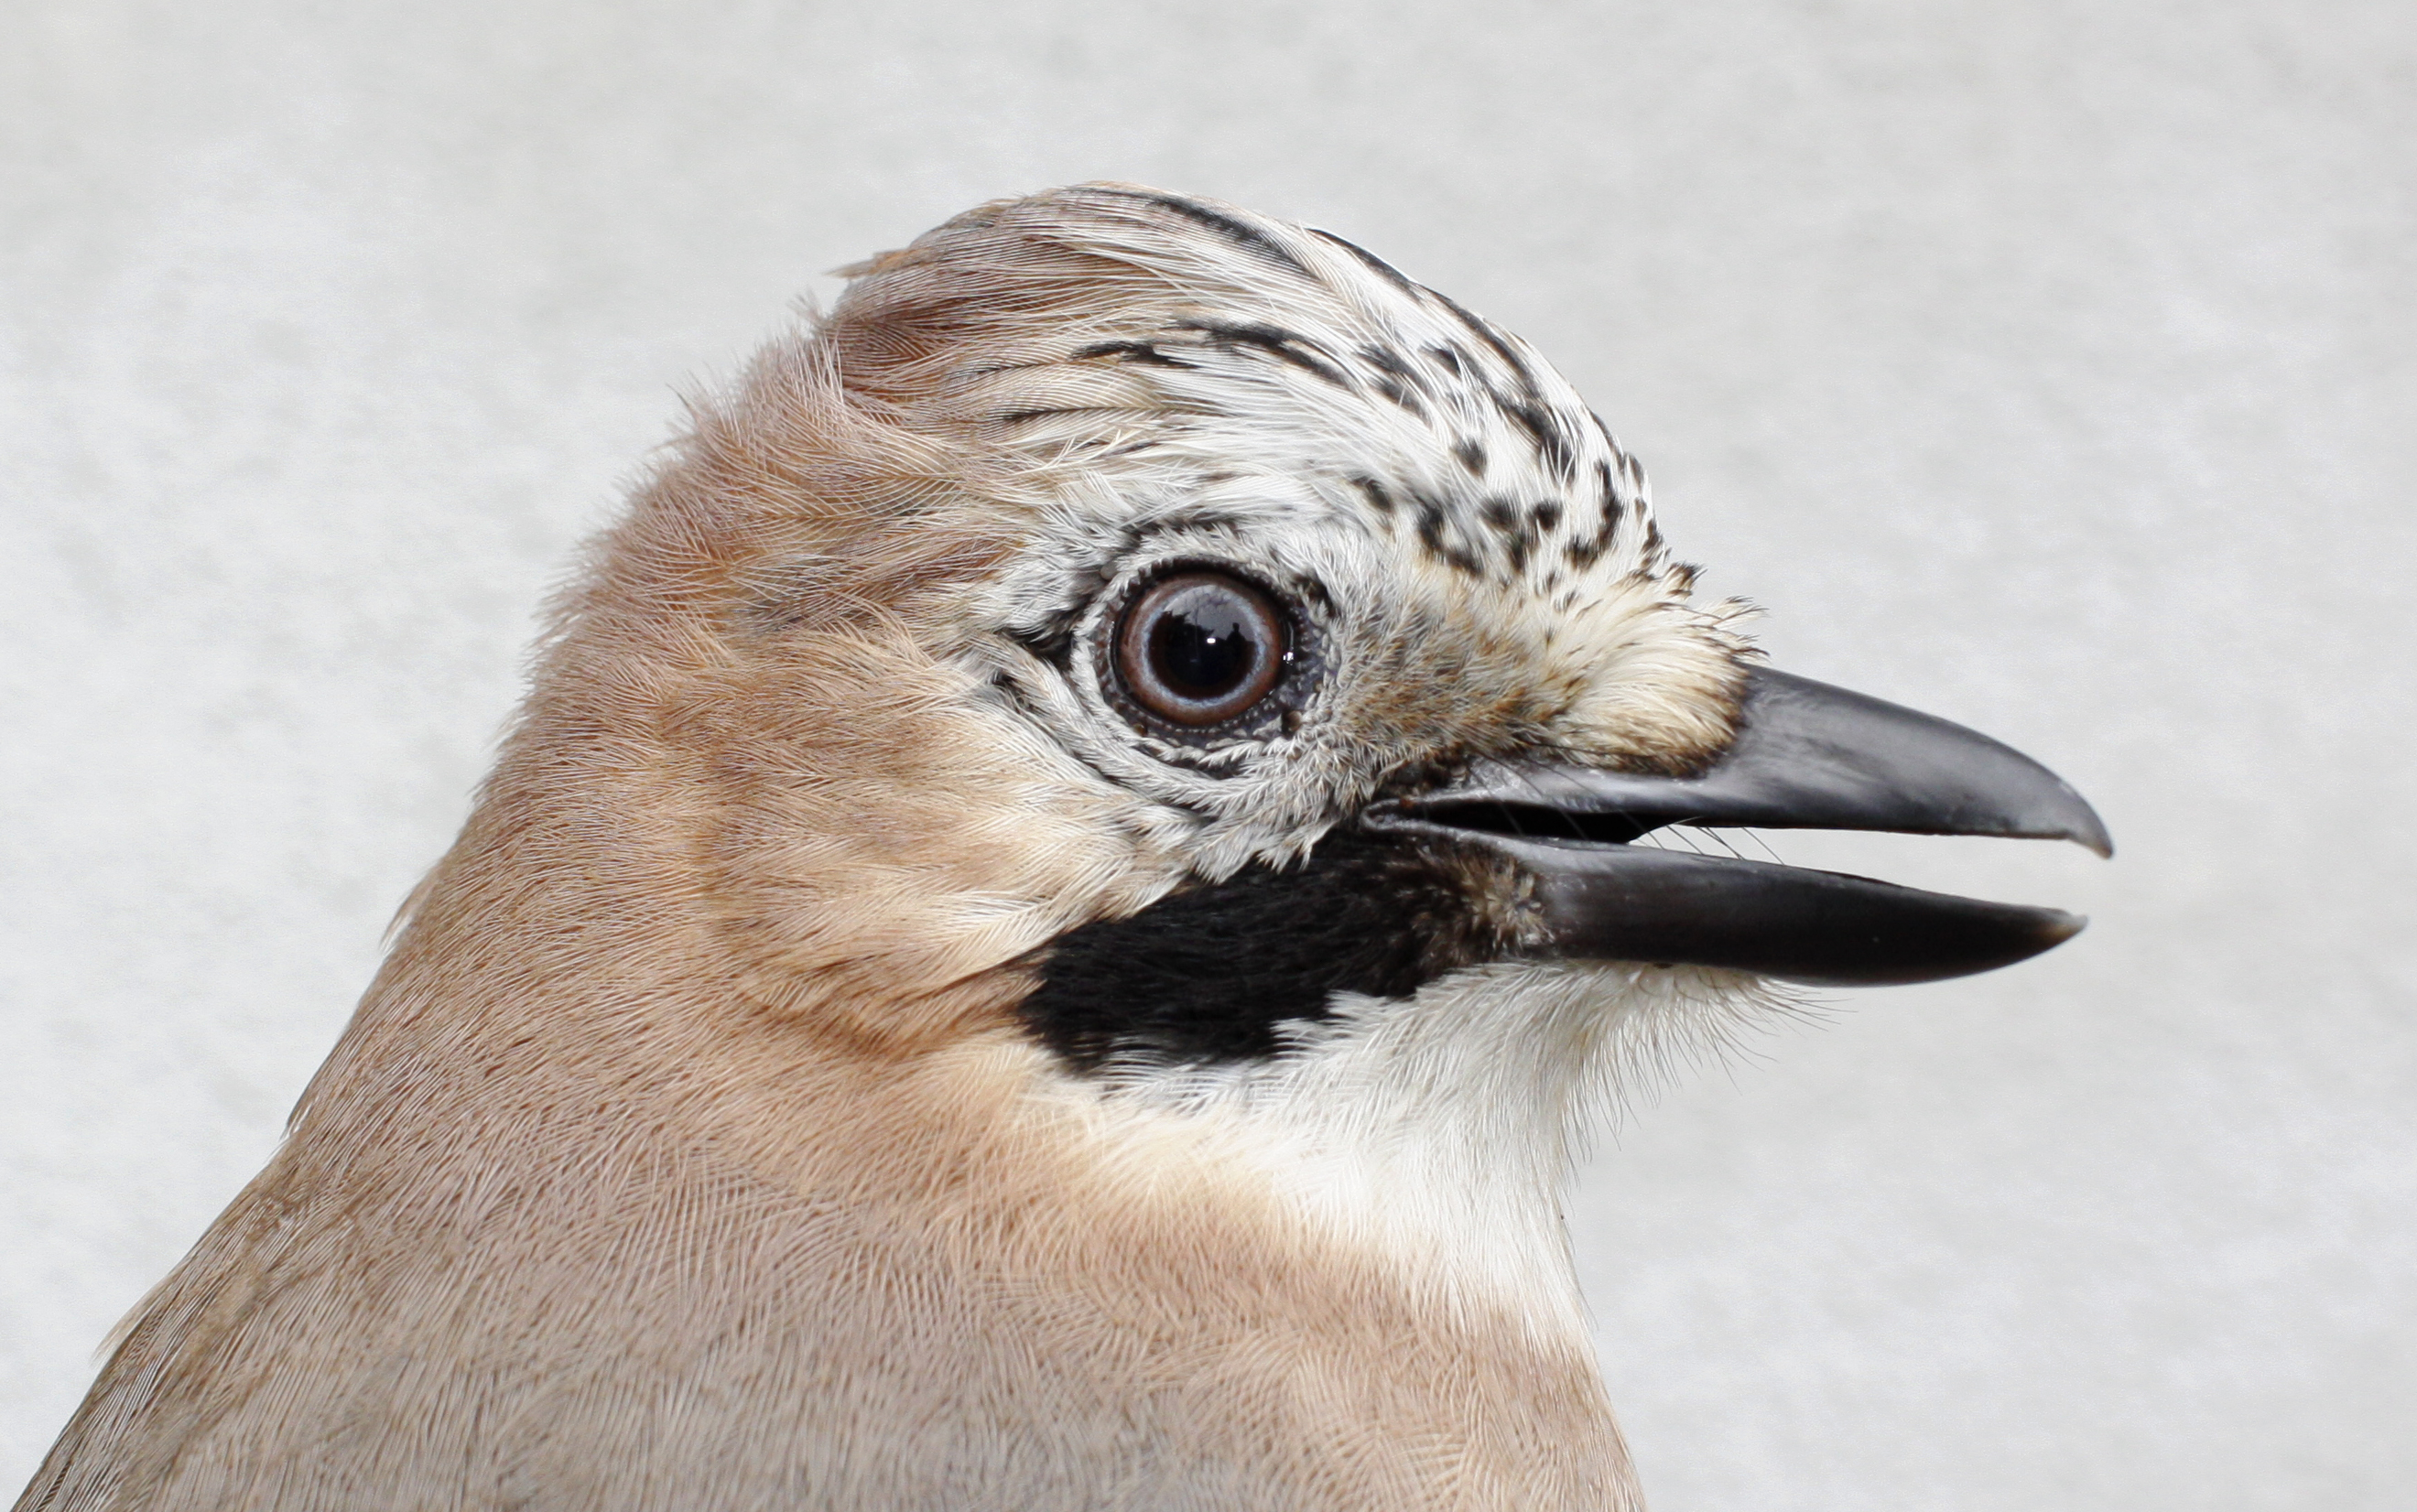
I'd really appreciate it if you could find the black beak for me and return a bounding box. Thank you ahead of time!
[1364,668,2111,987]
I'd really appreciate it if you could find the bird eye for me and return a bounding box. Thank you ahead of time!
[1113,571,1290,728]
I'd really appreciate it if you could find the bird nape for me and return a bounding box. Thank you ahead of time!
[19,186,2108,1512]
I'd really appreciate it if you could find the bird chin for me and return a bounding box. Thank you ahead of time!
[1365,665,2112,988]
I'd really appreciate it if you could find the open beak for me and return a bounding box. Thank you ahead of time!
[1364,668,2112,987]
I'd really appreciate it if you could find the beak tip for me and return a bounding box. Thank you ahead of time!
[2075,813,2115,859]
[2037,782,2113,858]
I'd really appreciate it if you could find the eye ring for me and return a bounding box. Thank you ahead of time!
[1112,570,1291,728]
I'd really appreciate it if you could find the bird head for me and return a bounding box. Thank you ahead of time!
[21,188,2115,1512]
[494,183,2105,1310]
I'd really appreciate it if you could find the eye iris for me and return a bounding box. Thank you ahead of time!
[1114,571,1289,727]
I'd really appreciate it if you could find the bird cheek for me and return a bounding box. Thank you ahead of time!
[698,636,1173,1054]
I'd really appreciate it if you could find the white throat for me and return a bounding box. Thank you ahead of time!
[1060,961,1780,1336]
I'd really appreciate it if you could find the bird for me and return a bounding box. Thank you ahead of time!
[17,184,2109,1512]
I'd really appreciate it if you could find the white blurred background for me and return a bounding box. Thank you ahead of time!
[4,3,2410,1507]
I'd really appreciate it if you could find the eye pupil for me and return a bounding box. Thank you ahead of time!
[1149,598,1254,698]
[1114,571,1290,728]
